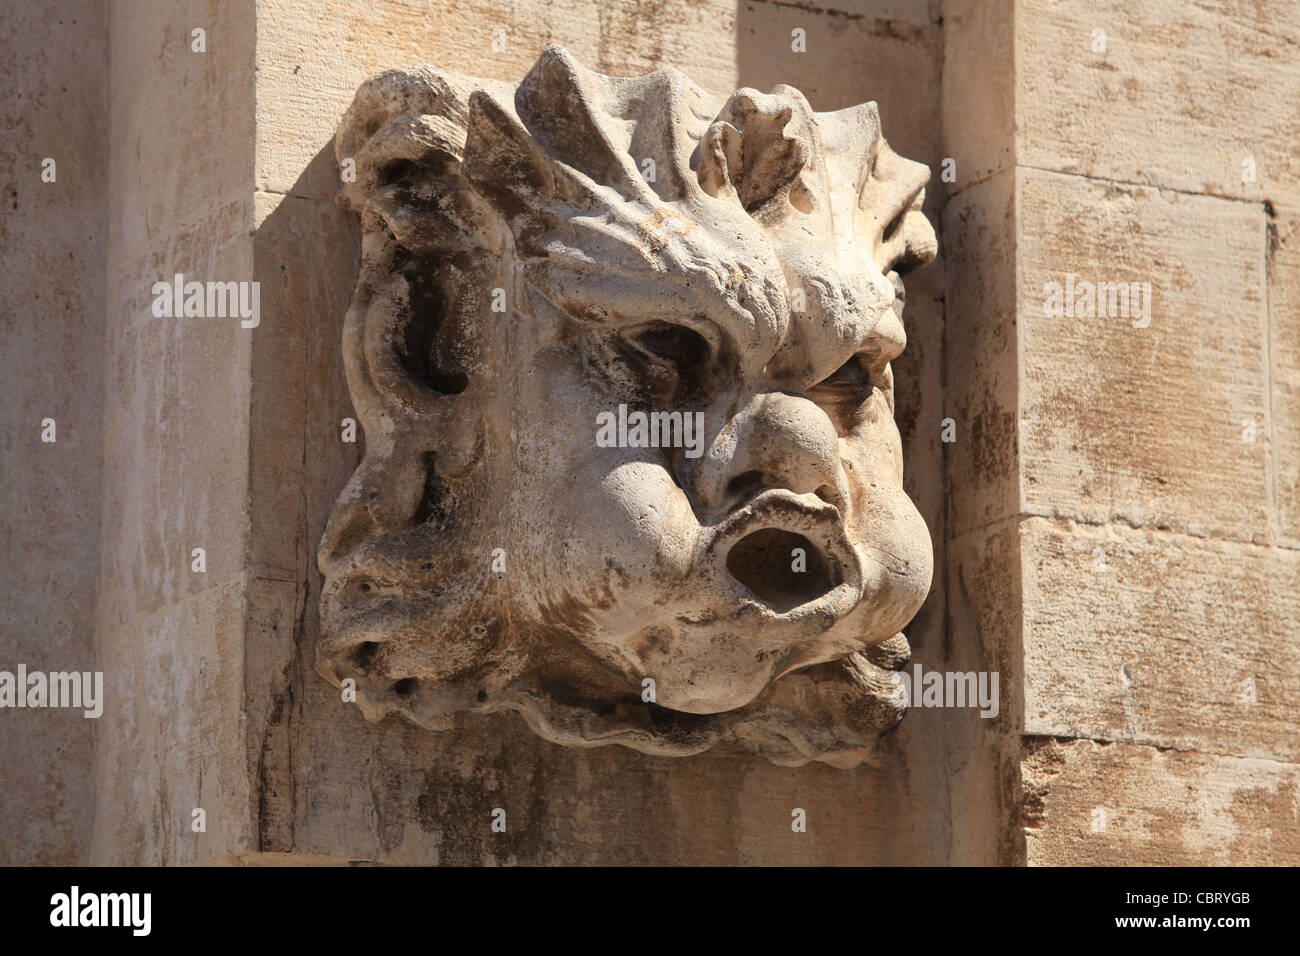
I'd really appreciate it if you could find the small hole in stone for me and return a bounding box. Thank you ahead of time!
[393,678,418,697]
[476,689,488,703]
[346,578,381,602]
[354,642,379,669]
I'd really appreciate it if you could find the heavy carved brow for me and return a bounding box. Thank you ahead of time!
[519,246,790,361]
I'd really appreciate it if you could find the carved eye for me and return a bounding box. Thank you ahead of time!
[619,322,713,399]
[632,323,711,369]
[811,355,870,395]
[379,159,420,186]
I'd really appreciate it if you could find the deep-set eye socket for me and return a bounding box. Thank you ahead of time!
[631,322,712,370]
[619,321,715,395]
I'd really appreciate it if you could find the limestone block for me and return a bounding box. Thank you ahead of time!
[1022,738,1300,865]
[98,215,254,631]
[1020,518,1300,762]
[90,583,251,864]
[946,520,1027,863]
[893,287,947,683]
[109,0,254,259]
[248,191,361,581]
[277,680,954,864]
[940,0,1015,195]
[897,294,946,539]
[1019,168,1269,542]
[0,0,107,865]
[1016,0,1300,200]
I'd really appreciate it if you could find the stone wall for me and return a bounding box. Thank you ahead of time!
[942,0,1300,864]
[0,0,107,866]
[88,0,258,864]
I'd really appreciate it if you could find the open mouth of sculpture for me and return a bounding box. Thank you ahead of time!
[725,529,838,612]
[709,490,857,616]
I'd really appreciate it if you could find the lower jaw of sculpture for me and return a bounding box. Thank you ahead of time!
[338,634,913,769]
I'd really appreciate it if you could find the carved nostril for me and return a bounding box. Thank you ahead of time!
[725,470,766,504]
[695,392,846,514]
[814,484,838,506]
[392,677,419,698]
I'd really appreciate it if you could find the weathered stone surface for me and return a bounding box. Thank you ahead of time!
[1019,168,1270,542]
[248,190,361,583]
[1020,518,1300,762]
[940,0,1014,195]
[273,672,958,865]
[942,169,1019,537]
[945,518,1026,863]
[1017,0,1300,201]
[90,582,252,864]
[1270,198,1300,545]
[0,0,107,866]
[1022,737,1300,865]
[810,0,938,22]
[98,217,253,632]
[110,0,255,259]
[88,0,259,865]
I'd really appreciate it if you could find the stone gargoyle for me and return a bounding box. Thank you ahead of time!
[316,45,937,768]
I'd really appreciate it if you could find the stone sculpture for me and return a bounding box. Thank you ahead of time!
[317,45,937,767]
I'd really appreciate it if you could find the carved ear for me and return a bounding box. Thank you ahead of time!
[815,100,882,201]
[460,71,661,254]
[512,44,644,195]
[459,90,557,226]
[337,77,516,269]
[334,69,496,414]
[696,88,814,222]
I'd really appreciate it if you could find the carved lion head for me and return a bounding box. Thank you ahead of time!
[317,45,937,767]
